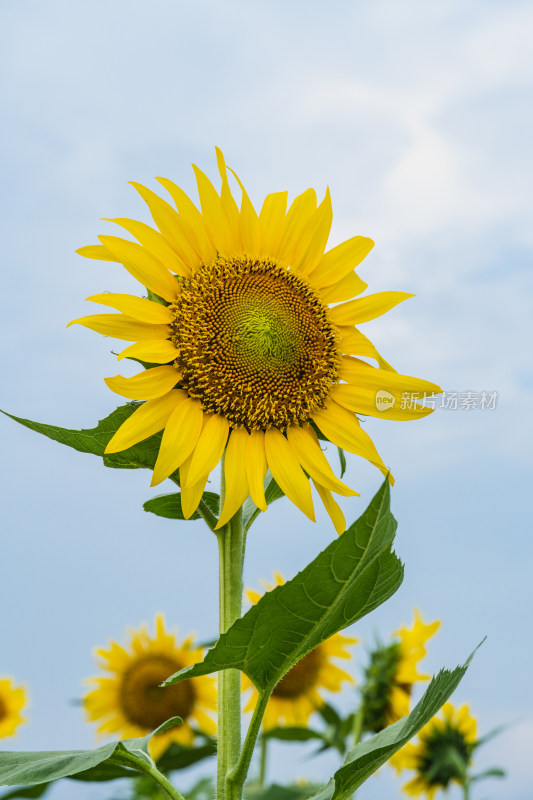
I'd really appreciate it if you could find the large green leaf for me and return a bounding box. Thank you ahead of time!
[155,740,216,772]
[0,718,182,787]
[165,480,402,693]
[143,492,220,522]
[309,659,474,800]
[1,404,166,474]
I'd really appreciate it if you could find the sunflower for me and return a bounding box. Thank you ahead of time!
[390,703,477,799]
[243,573,356,729]
[70,148,440,530]
[0,676,28,739]
[361,610,440,733]
[83,614,216,759]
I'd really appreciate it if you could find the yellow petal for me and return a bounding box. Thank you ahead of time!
[312,400,392,482]
[76,244,120,262]
[275,188,317,263]
[104,391,183,454]
[264,429,315,521]
[183,414,229,488]
[293,188,332,276]
[86,293,173,324]
[215,147,241,243]
[310,236,374,288]
[179,453,210,519]
[155,177,216,262]
[117,339,180,363]
[105,366,180,401]
[332,384,434,421]
[151,397,204,486]
[319,270,368,304]
[329,291,414,326]
[258,191,288,255]
[192,165,235,255]
[313,480,346,535]
[103,218,188,276]
[286,425,358,497]
[216,428,250,528]
[98,235,180,302]
[68,314,169,342]
[340,357,441,395]
[337,328,396,371]
[225,163,260,255]
[246,430,268,511]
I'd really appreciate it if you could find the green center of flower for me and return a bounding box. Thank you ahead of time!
[418,725,473,787]
[120,655,195,730]
[272,647,323,699]
[361,641,404,733]
[169,255,339,431]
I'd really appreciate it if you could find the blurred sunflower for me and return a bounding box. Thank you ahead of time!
[70,148,440,530]
[0,676,28,738]
[83,614,216,759]
[243,573,356,729]
[361,610,440,733]
[390,703,477,798]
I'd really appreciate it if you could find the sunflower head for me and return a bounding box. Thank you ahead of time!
[70,148,441,531]
[390,703,477,799]
[244,573,356,730]
[83,614,216,759]
[361,610,440,733]
[0,677,28,739]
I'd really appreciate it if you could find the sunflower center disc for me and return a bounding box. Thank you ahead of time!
[419,727,473,787]
[120,655,194,729]
[0,696,5,723]
[272,647,323,699]
[169,256,339,430]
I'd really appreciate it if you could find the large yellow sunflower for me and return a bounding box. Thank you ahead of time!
[243,573,356,729]
[83,614,217,759]
[0,676,28,739]
[70,148,440,530]
[361,610,440,732]
[390,703,477,799]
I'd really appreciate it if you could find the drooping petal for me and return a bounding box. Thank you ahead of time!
[105,366,180,400]
[86,293,173,324]
[312,480,346,535]
[68,314,169,342]
[103,218,188,276]
[183,413,229,488]
[275,188,317,264]
[151,397,204,486]
[312,400,392,482]
[293,188,333,276]
[76,244,120,262]
[117,339,180,363]
[246,429,268,511]
[216,427,250,528]
[319,270,368,304]
[258,191,288,254]
[104,390,183,454]
[286,425,357,497]
[264,429,315,521]
[337,327,396,371]
[329,291,414,326]
[310,236,374,288]
[331,384,434,421]
[179,452,210,519]
[99,235,181,301]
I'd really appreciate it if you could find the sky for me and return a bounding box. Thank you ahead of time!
[1,0,532,797]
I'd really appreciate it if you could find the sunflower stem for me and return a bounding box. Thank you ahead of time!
[113,752,186,800]
[228,690,270,793]
[259,734,268,786]
[216,473,245,800]
[352,701,364,747]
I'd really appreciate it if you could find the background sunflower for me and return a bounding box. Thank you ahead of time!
[0,677,27,739]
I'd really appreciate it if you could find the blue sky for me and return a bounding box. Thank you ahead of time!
[1,1,532,798]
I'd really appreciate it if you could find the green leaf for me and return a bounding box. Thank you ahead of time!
[309,655,475,800]
[165,479,402,693]
[1,404,168,474]
[470,768,506,782]
[242,473,285,535]
[337,448,346,479]
[0,718,182,787]
[0,786,50,800]
[246,785,320,800]
[155,740,216,772]
[263,727,324,743]
[143,492,220,522]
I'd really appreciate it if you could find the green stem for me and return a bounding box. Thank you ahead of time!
[259,735,268,787]
[462,778,471,800]
[215,500,245,800]
[352,702,364,747]
[229,691,270,792]
[113,753,186,800]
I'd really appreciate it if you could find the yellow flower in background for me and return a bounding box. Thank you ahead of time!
[0,677,28,739]
[83,614,216,759]
[243,573,356,729]
[70,148,440,530]
[390,703,477,799]
[361,610,440,732]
